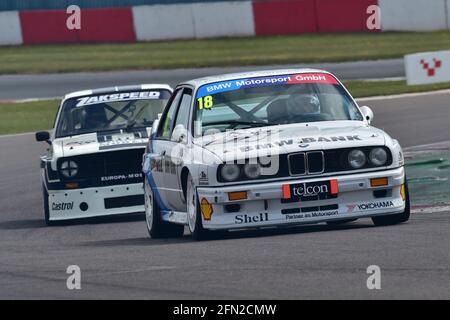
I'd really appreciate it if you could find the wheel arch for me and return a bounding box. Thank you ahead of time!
[180,167,190,199]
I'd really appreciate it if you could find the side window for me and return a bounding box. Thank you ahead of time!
[157,89,183,139]
[172,89,193,133]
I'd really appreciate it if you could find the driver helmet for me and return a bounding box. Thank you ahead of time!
[286,94,321,117]
[83,104,107,129]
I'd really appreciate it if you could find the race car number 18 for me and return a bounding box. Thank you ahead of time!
[198,95,213,110]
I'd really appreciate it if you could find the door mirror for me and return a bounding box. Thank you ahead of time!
[35,131,51,143]
[171,124,188,144]
[360,106,374,124]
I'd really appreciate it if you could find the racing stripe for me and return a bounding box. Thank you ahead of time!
[145,138,170,213]
[145,171,169,213]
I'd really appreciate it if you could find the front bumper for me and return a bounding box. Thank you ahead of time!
[47,183,144,221]
[197,167,406,230]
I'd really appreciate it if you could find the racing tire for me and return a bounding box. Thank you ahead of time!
[326,219,358,226]
[186,174,210,241]
[43,184,56,227]
[372,179,410,227]
[144,178,184,239]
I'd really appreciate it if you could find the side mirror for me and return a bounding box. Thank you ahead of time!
[151,119,160,135]
[171,124,188,144]
[35,131,51,144]
[360,106,374,124]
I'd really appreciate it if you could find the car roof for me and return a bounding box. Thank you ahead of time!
[179,68,334,88]
[64,84,173,100]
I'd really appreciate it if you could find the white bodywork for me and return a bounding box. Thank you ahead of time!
[40,84,172,221]
[143,70,406,231]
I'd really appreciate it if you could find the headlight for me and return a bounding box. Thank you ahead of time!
[348,149,366,169]
[369,147,388,166]
[244,163,262,179]
[220,164,240,182]
[60,160,78,178]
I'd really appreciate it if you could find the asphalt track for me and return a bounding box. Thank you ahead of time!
[0,87,449,299]
[0,59,404,100]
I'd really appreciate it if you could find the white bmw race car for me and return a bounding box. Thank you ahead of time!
[36,84,173,225]
[142,69,410,240]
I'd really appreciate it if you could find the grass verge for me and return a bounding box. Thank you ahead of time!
[1,79,450,135]
[345,80,450,98]
[0,100,59,135]
[1,32,450,74]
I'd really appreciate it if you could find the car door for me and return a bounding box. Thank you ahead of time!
[162,88,193,212]
[143,89,183,211]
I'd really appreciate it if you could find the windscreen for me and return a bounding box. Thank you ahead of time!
[194,73,363,136]
[56,90,171,138]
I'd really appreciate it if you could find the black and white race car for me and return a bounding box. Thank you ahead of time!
[142,69,410,240]
[36,84,173,225]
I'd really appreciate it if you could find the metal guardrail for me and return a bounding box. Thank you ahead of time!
[0,0,247,11]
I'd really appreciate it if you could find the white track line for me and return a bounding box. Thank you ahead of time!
[0,97,60,103]
[357,77,406,82]
[0,131,35,139]
[356,88,450,102]
[412,205,450,214]
[404,140,450,151]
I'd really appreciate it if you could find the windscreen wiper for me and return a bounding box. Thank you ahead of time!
[203,120,270,129]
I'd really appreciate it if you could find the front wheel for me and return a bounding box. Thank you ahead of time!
[372,180,411,226]
[186,174,209,241]
[144,178,184,238]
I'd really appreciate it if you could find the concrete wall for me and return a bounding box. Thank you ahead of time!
[20,8,136,45]
[5,0,450,46]
[0,11,23,45]
[379,0,448,31]
[192,2,255,38]
[133,5,196,41]
[133,1,254,41]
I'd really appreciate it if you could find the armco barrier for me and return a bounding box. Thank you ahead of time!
[252,0,318,36]
[379,0,448,31]
[315,0,378,32]
[0,11,23,45]
[0,0,241,12]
